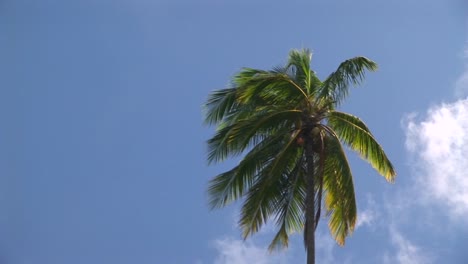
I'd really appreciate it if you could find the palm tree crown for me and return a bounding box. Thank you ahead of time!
[204,49,395,262]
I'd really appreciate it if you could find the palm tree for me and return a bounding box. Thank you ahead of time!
[204,49,395,264]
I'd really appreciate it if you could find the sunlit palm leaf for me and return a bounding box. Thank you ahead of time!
[327,111,396,182]
[320,57,377,107]
[322,133,357,245]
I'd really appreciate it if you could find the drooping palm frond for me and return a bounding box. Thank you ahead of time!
[314,130,327,230]
[208,130,291,209]
[327,111,396,182]
[239,132,303,239]
[268,153,307,251]
[319,57,378,107]
[321,132,357,245]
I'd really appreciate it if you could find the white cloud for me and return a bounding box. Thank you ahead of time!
[383,228,433,264]
[404,98,468,218]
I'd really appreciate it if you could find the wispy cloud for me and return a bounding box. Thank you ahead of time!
[356,194,379,230]
[211,232,338,264]
[455,44,468,97]
[315,232,336,264]
[212,237,290,264]
[383,227,433,264]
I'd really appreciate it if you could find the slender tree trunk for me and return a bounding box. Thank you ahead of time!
[305,140,315,264]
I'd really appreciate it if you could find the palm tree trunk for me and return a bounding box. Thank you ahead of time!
[305,140,315,264]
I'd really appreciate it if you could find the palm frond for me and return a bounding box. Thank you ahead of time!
[327,111,396,182]
[319,57,377,107]
[239,133,302,239]
[321,132,357,246]
[232,68,268,87]
[207,109,302,164]
[309,70,322,96]
[314,130,327,230]
[204,88,238,125]
[208,131,290,209]
[235,71,311,109]
[268,222,289,251]
[287,49,312,93]
[268,153,306,251]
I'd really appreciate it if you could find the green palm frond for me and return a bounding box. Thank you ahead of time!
[314,130,327,229]
[204,88,238,125]
[268,222,289,252]
[322,133,357,246]
[207,109,302,164]
[309,71,322,96]
[208,131,290,209]
[319,57,377,107]
[287,49,312,92]
[235,71,310,109]
[239,133,302,239]
[327,111,396,182]
[268,154,306,251]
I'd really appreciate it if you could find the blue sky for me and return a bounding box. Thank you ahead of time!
[1,1,467,263]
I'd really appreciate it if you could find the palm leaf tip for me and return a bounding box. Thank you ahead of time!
[288,48,312,65]
[382,165,396,183]
[268,224,289,252]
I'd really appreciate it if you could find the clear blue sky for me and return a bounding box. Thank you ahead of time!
[1,1,467,263]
